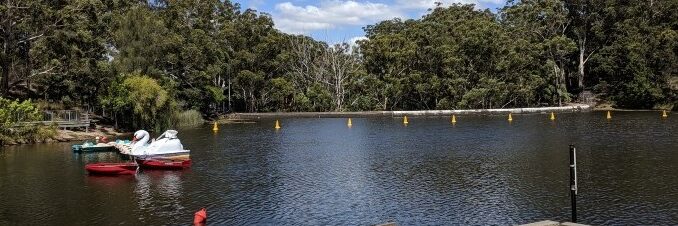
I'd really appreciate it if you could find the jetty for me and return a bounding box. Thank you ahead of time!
[111,142,133,155]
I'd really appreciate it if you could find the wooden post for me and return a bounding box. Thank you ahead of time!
[569,145,578,223]
[85,111,89,133]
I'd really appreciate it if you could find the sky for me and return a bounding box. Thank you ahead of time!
[232,0,508,44]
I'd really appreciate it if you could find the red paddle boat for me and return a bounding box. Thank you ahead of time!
[136,159,191,170]
[85,162,137,175]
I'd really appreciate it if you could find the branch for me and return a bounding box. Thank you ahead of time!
[501,96,517,108]
[8,66,58,88]
[583,48,597,64]
[28,66,57,79]
[17,34,44,44]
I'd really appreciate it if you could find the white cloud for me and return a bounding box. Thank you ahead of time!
[349,36,368,44]
[273,1,403,34]
[269,0,506,36]
[395,0,505,9]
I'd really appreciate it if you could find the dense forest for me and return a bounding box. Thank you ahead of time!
[1,0,677,130]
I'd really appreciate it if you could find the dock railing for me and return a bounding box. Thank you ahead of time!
[15,110,91,131]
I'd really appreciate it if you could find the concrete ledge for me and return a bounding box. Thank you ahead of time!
[561,222,589,226]
[519,220,561,226]
[518,221,589,226]
[231,105,591,119]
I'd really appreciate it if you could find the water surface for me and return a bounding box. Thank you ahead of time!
[1,112,677,225]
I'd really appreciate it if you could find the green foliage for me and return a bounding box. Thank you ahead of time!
[101,74,176,131]
[270,78,294,111]
[172,109,204,127]
[3,0,677,122]
[306,83,334,112]
[0,98,41,127]
[0,98,55,144]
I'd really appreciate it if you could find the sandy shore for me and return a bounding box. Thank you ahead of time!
[53,126,131,143]
[1,126,131,146]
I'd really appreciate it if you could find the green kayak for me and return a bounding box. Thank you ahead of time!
[72,141,115,152]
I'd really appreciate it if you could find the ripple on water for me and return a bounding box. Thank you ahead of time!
[1,113,678,225]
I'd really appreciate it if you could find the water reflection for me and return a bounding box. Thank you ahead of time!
[1,112,678,225]
[85,174,136,188]
[134,170,187,222]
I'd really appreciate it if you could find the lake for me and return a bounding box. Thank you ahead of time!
[1,111,677,225]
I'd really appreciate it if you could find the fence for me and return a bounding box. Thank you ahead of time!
[16,110,91,131]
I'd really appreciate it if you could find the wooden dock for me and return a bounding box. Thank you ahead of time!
[111,142,132,155]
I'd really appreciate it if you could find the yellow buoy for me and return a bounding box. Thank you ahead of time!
[451,115,457,124]
[662,110,668,118]
[212,122,219,131]
[508,113,513,122]
[606,111,612,119]
[550,112,556,120]
[403,115,409,124]
[275,120,281,129]
[347,118,353,127]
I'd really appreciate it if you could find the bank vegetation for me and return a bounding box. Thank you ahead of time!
[1,0,676,131]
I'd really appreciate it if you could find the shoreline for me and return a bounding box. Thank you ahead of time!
[2,126,130,146]
[229,105,592,119]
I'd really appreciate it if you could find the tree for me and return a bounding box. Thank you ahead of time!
[565,0,605,93]
[588,0,677,108]
[101,74,175,131]
[502,0,577,106]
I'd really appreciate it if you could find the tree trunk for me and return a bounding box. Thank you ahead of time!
[578,40,586,90]
[383,97,388,110]
[1,59,9,96]
[1,0,10,97]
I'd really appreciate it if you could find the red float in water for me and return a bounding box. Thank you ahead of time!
[85,163,137,175]
[194,208,207,225]
[137,159,191,170]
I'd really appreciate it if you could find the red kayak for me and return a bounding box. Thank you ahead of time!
[85,163,137,175]
[137,159,191,170]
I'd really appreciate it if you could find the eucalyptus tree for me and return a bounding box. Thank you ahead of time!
[587,0,678,108]
[0,0,100,100]
[286,36,360,111]
[151,0,233,114]
[360,18,418,110]
[501,0,577,106]
[564,0,605,93]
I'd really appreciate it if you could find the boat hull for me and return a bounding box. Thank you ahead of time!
[136,159,191,170]
[85,163,137,175]
[72,144,116,153]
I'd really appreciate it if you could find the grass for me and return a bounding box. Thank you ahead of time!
[172,109,205,127]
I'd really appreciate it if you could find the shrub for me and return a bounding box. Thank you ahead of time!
[0,98,56,145]
[172,109,204,127]
[101,73,177,131]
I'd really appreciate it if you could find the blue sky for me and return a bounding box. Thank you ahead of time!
[232,0,508,44]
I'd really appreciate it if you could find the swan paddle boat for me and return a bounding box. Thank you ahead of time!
[85,162,137,175]
[130,130,191,170]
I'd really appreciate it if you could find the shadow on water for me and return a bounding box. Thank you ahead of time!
[1,112,677,225]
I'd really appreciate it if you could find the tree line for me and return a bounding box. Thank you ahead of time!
[1,0,676,130]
